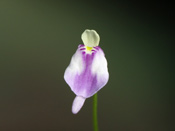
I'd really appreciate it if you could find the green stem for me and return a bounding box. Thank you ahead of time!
[93,93,98,131]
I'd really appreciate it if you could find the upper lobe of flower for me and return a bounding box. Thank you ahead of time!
[81,29,100,47]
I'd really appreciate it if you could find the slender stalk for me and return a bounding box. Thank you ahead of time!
[93,93,98,131]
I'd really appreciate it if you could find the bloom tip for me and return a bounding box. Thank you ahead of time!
[81,29,100,47]
[72,96,86,114]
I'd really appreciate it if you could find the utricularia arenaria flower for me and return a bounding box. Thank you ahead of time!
[64,29,109,114]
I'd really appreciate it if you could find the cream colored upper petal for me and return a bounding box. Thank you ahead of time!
[81,29,100,47]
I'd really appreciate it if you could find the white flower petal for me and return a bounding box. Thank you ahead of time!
[81,29,100,47]
[72,96,86,114]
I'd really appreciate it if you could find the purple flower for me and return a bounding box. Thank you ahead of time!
[64,29,109,114]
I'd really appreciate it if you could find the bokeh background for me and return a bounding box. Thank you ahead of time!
[0,0,174,131]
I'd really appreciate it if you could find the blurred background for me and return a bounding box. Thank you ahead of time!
[0,0,174,131]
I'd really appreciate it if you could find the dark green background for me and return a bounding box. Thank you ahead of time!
[0,0,174,131]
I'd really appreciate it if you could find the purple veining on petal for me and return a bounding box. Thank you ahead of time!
[78,44,84,48]
[94,46,99,50]
[80,48,85,50]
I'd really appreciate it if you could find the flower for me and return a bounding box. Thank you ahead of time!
[64,29,109,114]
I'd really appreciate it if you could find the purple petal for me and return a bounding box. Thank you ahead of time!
[64,45,109,98]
